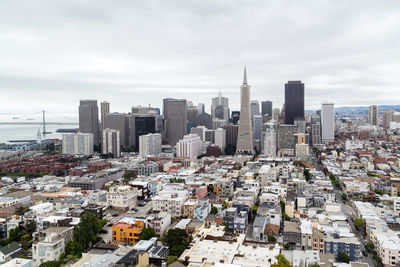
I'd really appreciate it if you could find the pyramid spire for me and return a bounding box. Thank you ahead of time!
[243,66,247,85]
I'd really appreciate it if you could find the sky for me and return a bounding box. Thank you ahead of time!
[1,0,399,118]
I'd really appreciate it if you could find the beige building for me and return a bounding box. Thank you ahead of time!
[107,185,138,210]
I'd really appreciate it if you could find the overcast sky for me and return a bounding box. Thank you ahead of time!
[1,0,399,117]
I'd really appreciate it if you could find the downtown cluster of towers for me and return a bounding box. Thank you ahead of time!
[77,67,335,156]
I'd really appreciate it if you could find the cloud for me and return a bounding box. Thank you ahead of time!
[0,0,399,116]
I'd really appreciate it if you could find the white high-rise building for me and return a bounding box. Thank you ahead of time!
[262,121,277,157]
[139,133,162,157]
[211,91,229,122]
[62,132,94,156]
[102,129,121,157]
[214,128,226,152]
[190,126,207,141]
[212,118,227,130]
[321,103,335,143]
[236,67,255,155]
[176,134,202,159]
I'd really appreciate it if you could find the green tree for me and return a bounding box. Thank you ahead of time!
[221,201,228,210]
[283,213,291,221]
[366,241,374,251]
[28,221,37,233]
[252,205,259,215]
[341,193,347,201]
[166,256,178,265]
[280,200,286,213]
[8,227,22,242]
[310,264,320,267]
[140,227,156,240]
[338,253,350,263]
[271,254,292,267]
[73,213,100,253]
[162,228,189,257]
[210,206,218,214]
[122,171,137,185]
[39,261,61,267]
[65,240,83,256]
[354,218,364,229]
[284,243,290,250]
[303,169,311,182]
[15,206,29,215]
[268,235,276,242]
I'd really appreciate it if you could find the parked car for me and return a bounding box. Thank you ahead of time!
[362,250,368,256]
[138,203,145,207]
[107,223,113,227]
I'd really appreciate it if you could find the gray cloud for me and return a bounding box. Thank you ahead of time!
[0,0,399,116]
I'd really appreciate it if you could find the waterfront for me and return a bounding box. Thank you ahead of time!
[0,124,78,143]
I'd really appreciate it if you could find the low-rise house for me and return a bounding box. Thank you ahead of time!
[324,235,361,262]
[107,185,138,210]
[283,221,301,249]
[146,212,171,237]
[0,242,21,263]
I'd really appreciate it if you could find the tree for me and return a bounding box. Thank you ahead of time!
[39,261,61,267]
[66,240,83,256]
[221,201,228,210]
[140,227,155,240]
[28,221,37,233]
[280,200,286,213]
[73,213,101,253]
[284,243,290,250]
[162,228,189,257]
[341,193,347,201]
[268,235,276,242]
[122,171,137,185]
[303,169,311,182]
[252,205,259,215]
[15,206,29,216]
[210,206,218,214]
[338,253,350,263]
[8,227,22,242]
[310,264,320,267]
[271,254,292,267]
[354,218,364,229]
[166,256,178,265]
[366,241,374,251]
[283,213,291,221]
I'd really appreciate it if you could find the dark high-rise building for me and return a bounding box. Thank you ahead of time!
[231,111,240,125]
[284,81,305,125]
[163,98,187,146]
[198,112,212,129]
[128,114,156,151]
[100,101,110,130]
[261,101,272,116]
[187,107,199,127]
[223,124,238,147]
[79,100,100,147]
[104,113,128,149]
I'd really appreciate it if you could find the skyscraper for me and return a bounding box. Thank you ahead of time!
[236,67,254,155]
[163,98,187,146]
[102,129,121,158]
[250,100,260,119]
[211,91,229,122]
[79,100,100,147]
[62,132,94,156]
[187,106,199,127]
[103,113,128,149]
[100,101,110,130]
[231,111,240,125]
[198,112,212,129]
[262,121,277,157]
[127,114,156,152]
[321,103,335,143]
[261,101,273,116]
[197,103,205,115]
[284,81,305,124]
[369,105,379,126]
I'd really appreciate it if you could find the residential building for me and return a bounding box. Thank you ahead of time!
[32,233,66,267]
[146,212,171,237]
[176,134,202,159]
[62,132,94,156]
[107,185,138,210]
[102,129,120,157]
[100,101,110,130]
[139,133,162,157]
[321,102,335,143]
[369,105,379,126]
[214,128,226,152]
[324,236,361,262]
[112,220,145,246]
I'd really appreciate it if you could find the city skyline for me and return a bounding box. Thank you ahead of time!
[1,1,400,114]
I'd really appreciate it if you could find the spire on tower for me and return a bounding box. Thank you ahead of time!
[243,66,247,85]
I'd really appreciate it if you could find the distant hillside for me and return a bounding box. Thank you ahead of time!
[335,105,400,113]
[306,105,400,113]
